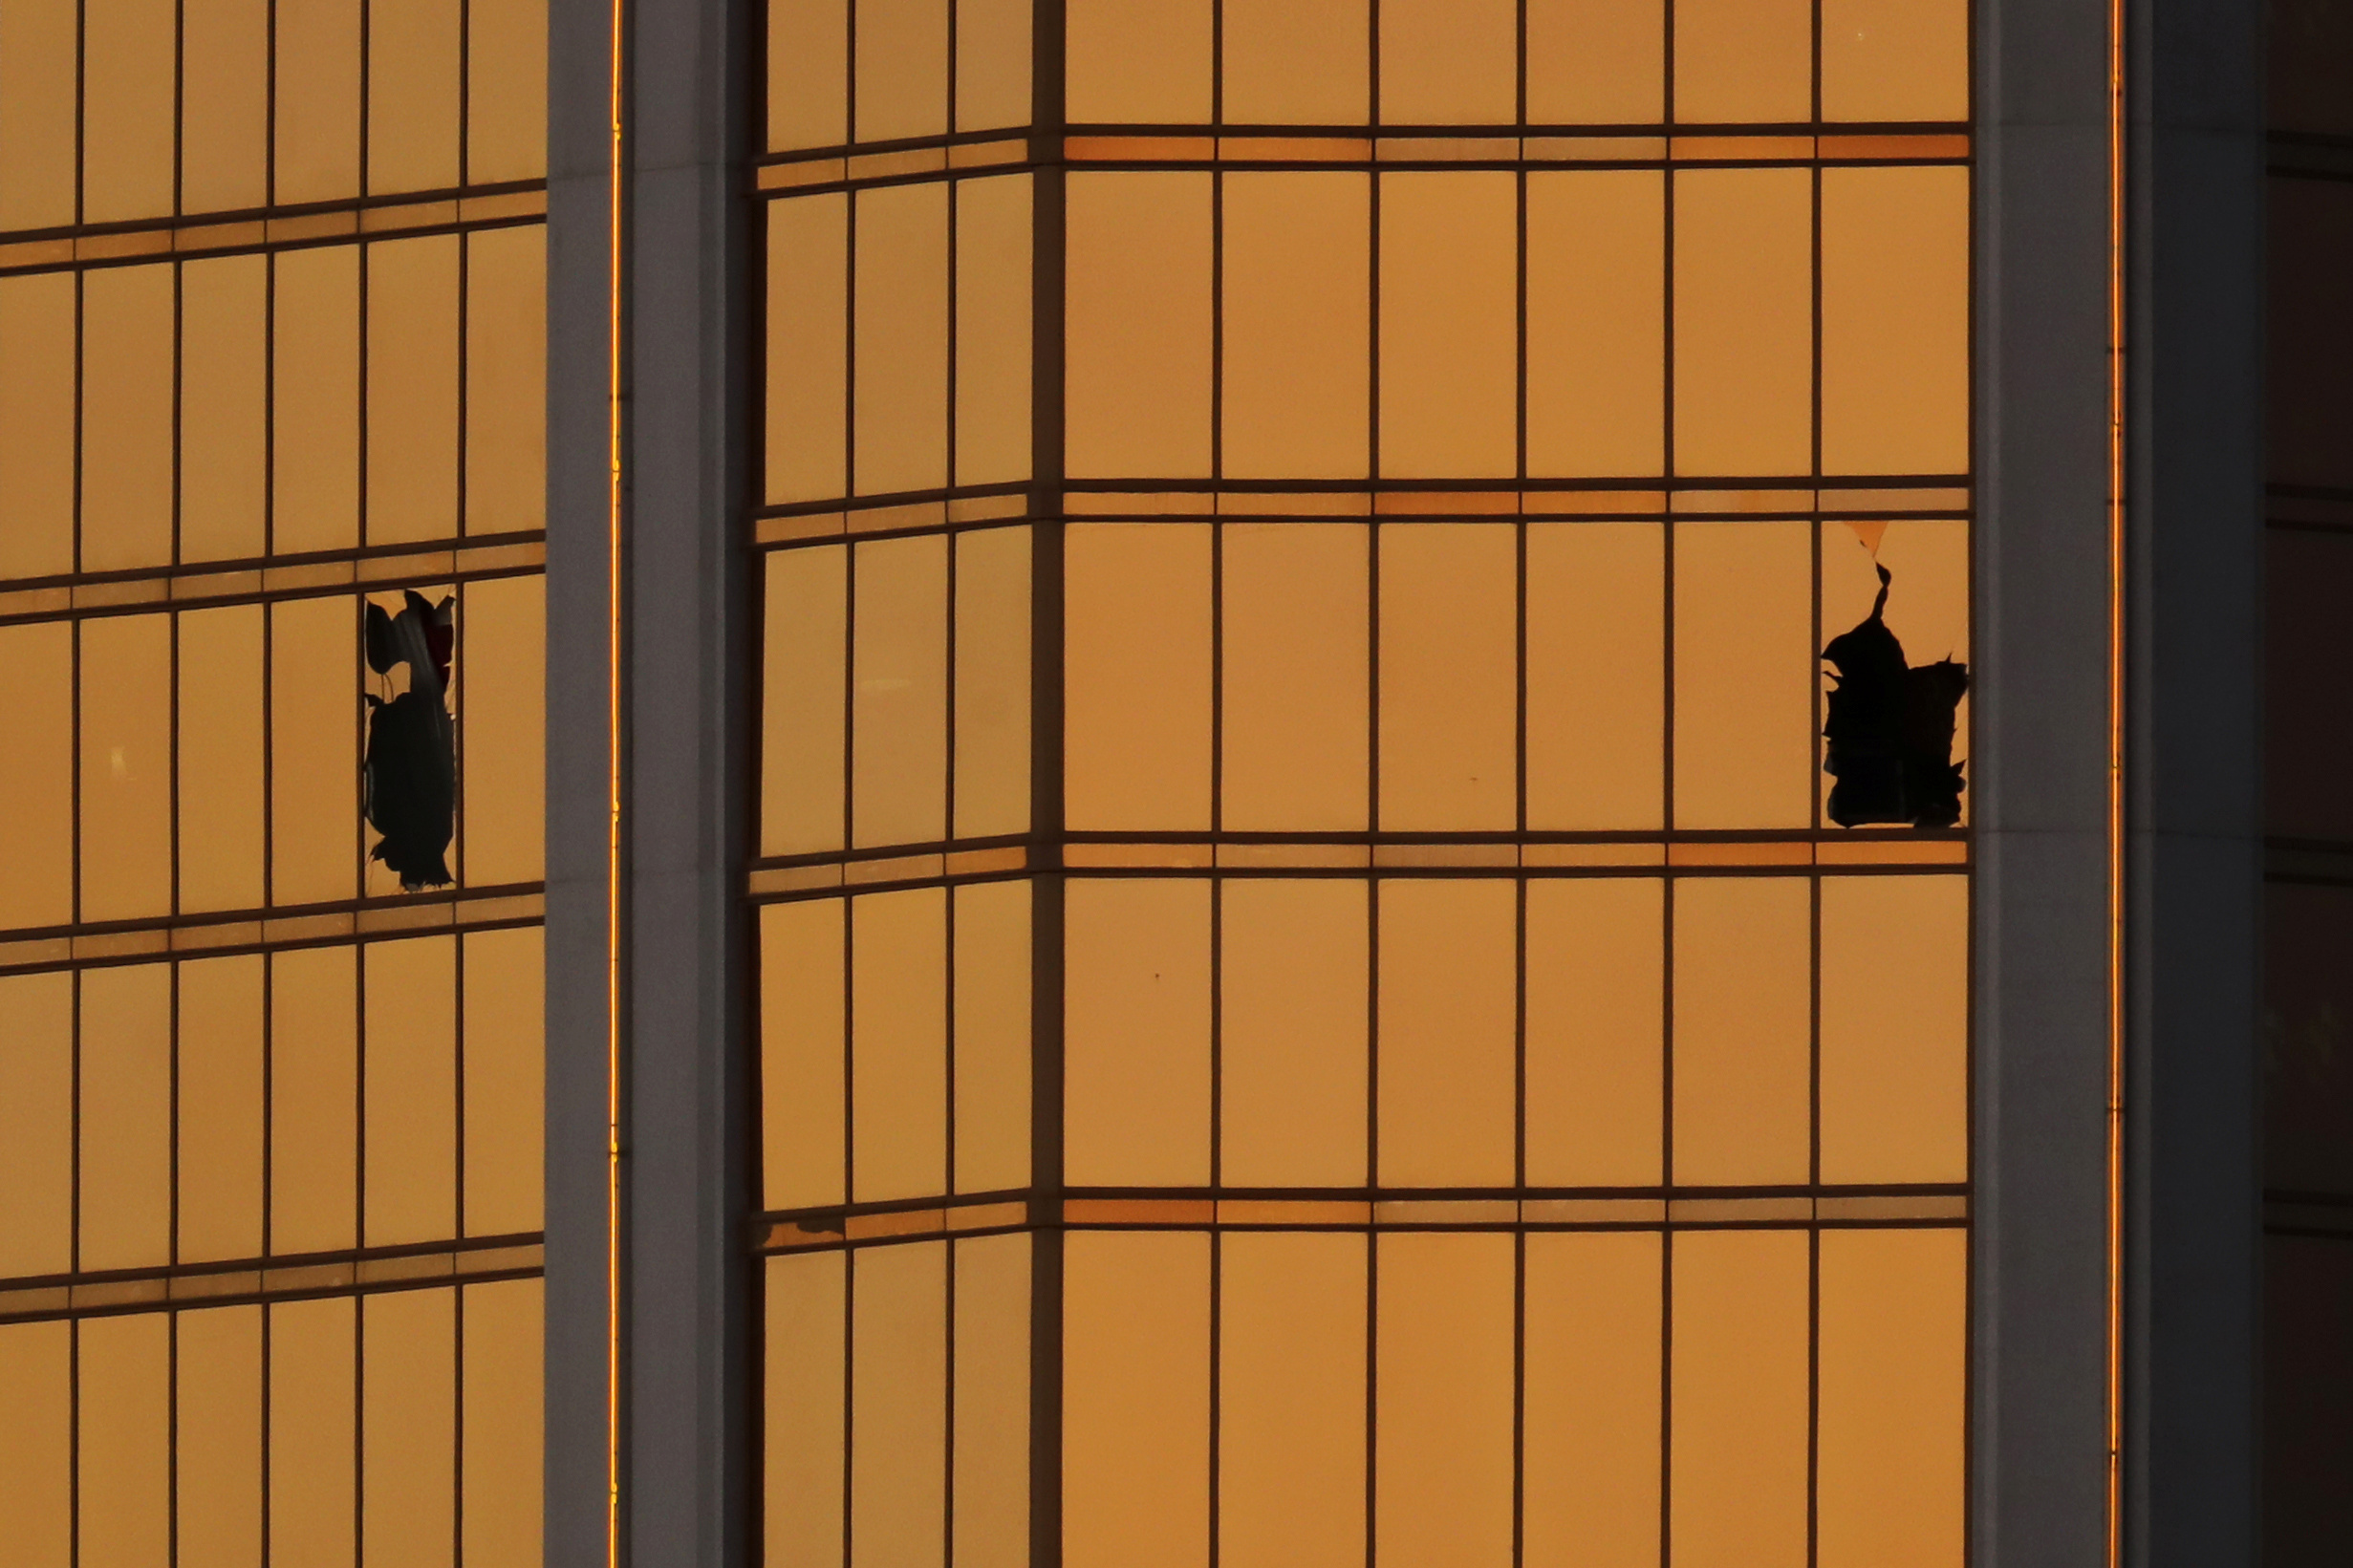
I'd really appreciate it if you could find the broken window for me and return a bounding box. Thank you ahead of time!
[1822,563,1969,828]
[363,590,457,890]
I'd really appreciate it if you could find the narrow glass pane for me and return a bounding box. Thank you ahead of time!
[1821,166,1969,477]
[270,1296,357,1568]
[855,0,949,142]
[459,573,548,884]
[0,623,75,928]
[1819,875,1967,1183]
[367,235,462,544]
[467,0,550,182]
[273,0,363,204]
[852,533,950,848]
[766,1252,848,1568]
[1064,878,1213,1186]
[180,255,270,564]
[1222,172,1371,479]
[1819,518,1973,827]
[953,878,1031,1193]
[1525,877,1664,1186]
[0,274,76,579]
[465,226,549,535]
[270,593,359,906]
[273,246,363,554]
[81,0,177,223]
[1221,0,1368,125]
[1669,1230,1810,1568]
[178,955,268,1262]
[79,962,174,1273]
[0,974,73,1278]
[1672,876,1811,1185]
[464,926,546,1235]
[1377,522,1517,831]
[1376,878,1517,1186]
[79,264,176,573]
[1526,171,1665,479]
[365,935,458,1244]
[1817,1229,1965,1568]
[1220,878,1369,1187]
[80,613,173,920]
[1220,1233,1367,1568]
[178,1305,266,1568]
[954,175,1033,488]
[767,194,852,504]
[953,525,1031,840]
[361,1289,456,1568]
[1065,0,1213,123]
[368,0,459,193]
[769,0,850,151]
[1673,0,1812,123]
[1373,1232,1516,1568]
[852,888,950,1202]
[854,182,951,496]
[461,1278,546,1568]
[1523,1232,1663,1568]
[1525,522,1665,830]
[1526,0,1665,124]
[1221,522,1370,829]
[956,0,1032,131]
[851,1241,949,1568]
[1378,0,1517,123]
[1673,521,1813,828]
[1064,523,1213,829]
[1378,172,1518,478]
[1821,0,1968,122]
[1063,1231,1211,1568]
[1066,173,1214,478]
[179,604,268,913]
[762,898,848,1211]
[77,1314,171,1567]
[0,1322,72,1564]
[763,545,850,856]
[270,944,359,1255]
[1673,168,1812,477]
[0,0,77,230]
[952,1233,1031,1568]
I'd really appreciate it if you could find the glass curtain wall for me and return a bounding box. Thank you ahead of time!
[755,4,1972,1567]
[0,2,550,1563]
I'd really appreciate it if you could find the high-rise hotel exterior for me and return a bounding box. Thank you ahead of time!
[0,1,2340,1565]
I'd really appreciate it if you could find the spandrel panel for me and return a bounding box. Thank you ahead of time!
[1065,523,1213,829]
[0,274,76,580]
[1064,878,1212,1186]
[367,0,460,194]
[1377,523,1517,830]
[80,612,173,920]
[181,0,272,212]
[1525,877,1663,1185]
[179,604,268,913]
[0,1322,71,1566]
[77,1313,171,1567]
[851,888,949,1203]
[852,533,950,848]
[468,0,551,183]
[466,226,550,535]
[1220,1233,1367,1568]
[1817,1229,1965,1568]
[79,264,176,573]
[1821,0,1968,122]
[1220,0,1369,125]
[953,878,1031,1193]
[1066,173,1214,478]
[1527,172,1665,479]
[1222,173,1371,480]
[851,1241,949,1568]
[1526,0,1665,123]
[763,545,850,856]
[0,623,74,929]
[81,0,177,224]
[761,898,848,1211]
[957,0,1032,131]
[1379,173,1517,478]
[1672,875,1811,1185]
[955,176,1034,489]
[855,182,951,496]
[361,1289,457,1568]
[855,0,949,143]
[364,935,458,1245]
[1670,1230,1811,1568]
[367,236,463,545]
[270,593,359,906]
[0,974,73,1278]
[1819,876,1967,1183]
[953,1233,1031,1568]
[1378,0,1517,123]
[270,944,359,1255]
[1064,1231,1211,1568]
[178,1305,266,1568]
[953,525,1032,840]
[270,1295,357,1568]
[765,1252,847,1568]
[1822,167,1968,476]
[1220,879,1369,1186]
[177,955,268,1263]
[1674,521,1813,828]
[766,194,851,505]
[464,926,546,1235]
[1376,878,1517,1187]
[462,573,550,884]
[769,0,850,150]
[1820,519,1970,827]
[1523,1232,1663,1568]
[1374,1232,1516,1568]
[461,1278,546,1568]
[273,0,363,204]
[1673,169,1812,477]
[0,0,76,231]
[1221,522,1370,830]
[1673,0,1812,122]
[180,255,270,565]
[273,246,363,555]
[1066,0,1213,123]
[1526,522,1664,829]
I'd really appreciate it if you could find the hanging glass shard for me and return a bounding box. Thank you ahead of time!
[1822,565,1969,828]
[363,590,458,889]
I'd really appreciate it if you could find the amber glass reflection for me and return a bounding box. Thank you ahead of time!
[81,0,177,224]
[1674,522,1814,828]
[1378,523,1517,830]
[1063,1231,1211,1568]
[854,183,951,497]
[1822,167,1969,477]
[1673,875,1811,1185]
[851,888,950,1202]
[952,879,1031,1193]
[1526,522,1665,829]
[762,898,848,1211]
[1379,173,1517,478]
[1379,0,1516,124]
[271,944,360,1255]
[79,264,176,573]
[179,604,268,912]
[0,622,75,928]
[367,0,460,194]
[1670,1229,1810,1568]
[179,254,270,565]
[1673,0,1812,123]
[1525,877,1664,1186]
[77,1313,172,1566]
[1374,1232,1516,1568]
[466,226,550,535]
[270,1294,357,1567]
[270,594,360,905]
[852,533,950,848]
[462,1278,547,1567]
[953,1233,1031,1568]
[1221,522,1371,830]
[1817,1229,1965,1568]
[1065,524,1213,829]
[852,1241,949,1568]
[78,962,174,1272]
[1064,879,1212,1186]
[1523,1231,1662,1568]
[1221,0,1368,125]
[273,0,363,204]
[364,936,458,1245]
[957,0,1032,132]
[0,974,73,1278]
[1065,0,1212,123]
[0,1322,71,1563]
[1673,169,1812,476]
[469,0,550,183]
[1220,879,1369,1186]
[273,245,364,555]
[0,0,77,232]
[1821,0,1969,122]
[1819,875,1968,1184]
[766,194,851,505]
[856,0,949,143]
[952,526,1032,840]
[769,0,850,150]
[183,0,270,212]
[766,1251,848,1568]
[1066,173,1214,478]
[462,573,550,885]
[1527,172,1666,479]
[1221,173,1371,479]
[1376,878,1517,1186]
[956,176,1034,488]
[763,546,850,855]
[0,273,76,580]
[1527,0,1665,123]
[367,236,463,545]
[1220,1232,1367,1568]
[178,955,268,1262]
[80,612,174,920]
[178,1304,266,1568]
[361,1288,457,1568]
[464,926,547,1235]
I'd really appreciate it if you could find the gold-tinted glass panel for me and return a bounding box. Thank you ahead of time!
[77,1313,171,1566]
[182,0,270,212]
[1523,1231,1663,1568]
[768,0,851,150]
[1376,878,1517,1186]
[1526,171,1666,479]
[462,572,550,885]
[952,1233,1031,1568]
[271,944,360,1255]
[462,1278,546,1568]
[1378,173,1517,478]
[1817,1229,1965,1568]
[1220,878,1370,1186]
[851,1240,949,1568]
[0,0,77,231]
[271,592,360,906]
[1064,878,1213,1185]
[468,0,550,182]
[1822,166,1969,476]
[957,0,1033,132]
[1066,173,1215,478]
[1820,874,1968,1183]
[1525,877,1664,1185]
[1220,1232,1367,1568]
[80,612,174,920]
[852,532,950,848]
[78,961,174,1272]
[1670,1230,1811,1568]
[855,0,950,143]
[1222,173,1371,479]
[273,0,364,204]
[763,545,850,855]
[1378,0,1517,124]
[0,623,75,928]
[464,926,547,1235]
[362,1288,457,1568]
[952,525,1032,840]
[1673,521,1813,828]
[1821,0,1969,122]
[273,246,364,555]
[1525,522,1665,829]
[955,175,1034,488]
[1065,0,1213,123]
[466,226,550,535]
[1374,1232,1516,1568]
[270,1295,357,1568]
[0,274,77,580]
[854,182,951,496]
[178,1305,266,1568]
[179,255,270,565]
[179,604,268,912]
[1221,0,1369,125]
[766,193,852,505]
[365,935,458,1245]
[0,1322,72,1565]
[0,974,73,1278]
[1063,1231,1211,1568]
[1673,168,1812,477]
[79,264,176,573]
[1673,0,1812,122]
[852,888,950,1202]
[1378,522,1517,830]
[1065,523,1214,829]
[766,1251,848,1568]
[81,0,177,223]
[953,878,1032,1193]
[367,235,463,545]
[368,0,461,193]
[1221,522,1370,829]
[1526,0,1665,124]
[1672,875,1811,1185]
[178,955,268,1262]
[763,898,848,1210]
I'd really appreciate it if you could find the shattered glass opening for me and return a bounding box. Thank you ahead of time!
[363,589,458,891]
[1822,560,1970,829]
